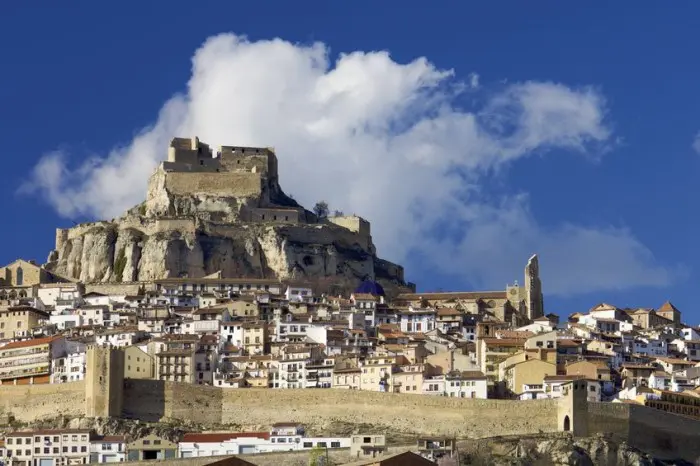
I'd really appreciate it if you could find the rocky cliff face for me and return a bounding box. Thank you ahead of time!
[460,434,692,466]
[45,155,412,296]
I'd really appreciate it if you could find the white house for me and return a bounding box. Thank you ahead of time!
[49,310,83,330]
[422,371,487,399]
[83,292,111,307]
[76,305,109,327]
[578,315,621,335]
[51,340,87,383]
[681,327,700,341]
[397,307,436,334]
[285,285,314,303]
[628,337,667,357]
[179,432,271,457]
[38,284,82,308]
[275,314,313,343]
[89,435,127,463]
[178,424,351,458]
[543,376,601,402]
[351,294,380,328]
[648,371,669,390]
[671,339,700,362]
[95,327,146,348]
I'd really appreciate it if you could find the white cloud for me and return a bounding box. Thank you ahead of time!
[468,72,479,89]
[693,131,700,154]
[24,33,679,296]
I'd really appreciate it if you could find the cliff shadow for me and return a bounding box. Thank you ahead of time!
[122,379,166,423]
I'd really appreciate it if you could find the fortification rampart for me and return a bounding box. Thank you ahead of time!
[62,222,114,242]
[0,381,85,423]
[4,381,700,462]
[122,381,557,437]
[164,171,263,198]
[85,282,153,296]
[282,225,374,252]
[587,402,700,462]
[375,258,405,282]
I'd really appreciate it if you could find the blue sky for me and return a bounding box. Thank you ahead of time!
[2,2,699,322]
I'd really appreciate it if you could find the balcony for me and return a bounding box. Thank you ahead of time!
[0,355,49,368]
[2,347,49,358]
[0,365,50,380]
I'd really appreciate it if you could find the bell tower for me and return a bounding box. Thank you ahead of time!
[524,254,544,320]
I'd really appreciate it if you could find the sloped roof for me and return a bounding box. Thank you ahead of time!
[657,301,680,314]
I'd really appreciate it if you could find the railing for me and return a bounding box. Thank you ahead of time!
[0,365,49,379]
[1,347,48,358]
[0,355,49,368]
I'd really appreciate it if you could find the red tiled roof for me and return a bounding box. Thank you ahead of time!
[657,301,680,314]
[1,336,59,350]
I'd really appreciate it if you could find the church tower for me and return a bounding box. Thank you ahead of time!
[524,254,544,320]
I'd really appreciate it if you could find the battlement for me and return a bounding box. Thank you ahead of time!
[327,215,370,237]
[167,136,213,164]
[161,137,278,181]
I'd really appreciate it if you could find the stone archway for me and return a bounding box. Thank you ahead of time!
[563,415,571,432]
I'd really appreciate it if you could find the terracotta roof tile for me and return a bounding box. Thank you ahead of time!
[0,336,59,350]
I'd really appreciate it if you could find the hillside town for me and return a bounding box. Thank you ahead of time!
[1,252,700,464]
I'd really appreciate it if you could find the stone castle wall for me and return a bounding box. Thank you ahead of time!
[0,381,85,423]
[3,382,700,461]
[122,381,557,437]
[587,402,700,461]
[84,282,152,295]
[164,171,263,198]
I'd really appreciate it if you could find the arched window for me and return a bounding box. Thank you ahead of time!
[16,267,23,286]
[563,415,571,432]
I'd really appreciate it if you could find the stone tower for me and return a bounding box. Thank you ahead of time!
[524,254,544,320]
[557,380,589,436]
[85,346,125,418]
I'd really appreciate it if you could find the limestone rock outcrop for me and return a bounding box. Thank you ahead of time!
[45,137,412,295]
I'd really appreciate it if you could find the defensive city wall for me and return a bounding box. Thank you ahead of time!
[2,379,700,461]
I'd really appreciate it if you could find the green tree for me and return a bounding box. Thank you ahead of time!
[313,201,330,219]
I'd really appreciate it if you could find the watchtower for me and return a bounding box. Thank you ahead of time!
[557,379,589,436]
[85,346,125,418]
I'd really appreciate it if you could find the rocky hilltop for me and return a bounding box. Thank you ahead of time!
[45,137,412,295]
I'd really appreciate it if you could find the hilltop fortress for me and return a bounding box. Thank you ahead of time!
[46,137,410,293]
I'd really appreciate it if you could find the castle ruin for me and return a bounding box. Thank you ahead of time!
[47,137,408,292]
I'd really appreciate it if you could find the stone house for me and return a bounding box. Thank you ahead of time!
[478,337,526,384]
[126,434,177,461]
[124,345,154,380]
[349,435,387,461]
[0,306,50,340]
[503,358,556,397]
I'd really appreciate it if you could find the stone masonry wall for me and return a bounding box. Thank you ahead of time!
[628,404,700,461]
[165,172,262,198]
[122,381,558,437]
[0,381,85,423]
[587,402,700,462]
